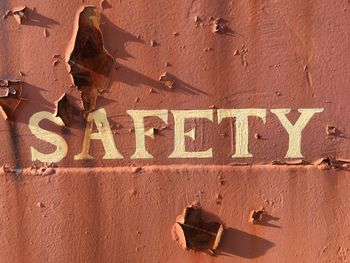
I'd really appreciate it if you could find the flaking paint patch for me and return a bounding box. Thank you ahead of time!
[66,6,114,113]
[0,80,24,120]
[172,203,224,254]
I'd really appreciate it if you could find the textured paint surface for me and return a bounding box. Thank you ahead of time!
[1,167,350,262]
[0,0,350,262]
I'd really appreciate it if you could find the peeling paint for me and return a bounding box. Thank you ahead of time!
[159,72,175,89]
[172,203,224,254]
[249,209,265,224]
[66,6,114,112]
[12,6,27,24]
[0,80,24,120]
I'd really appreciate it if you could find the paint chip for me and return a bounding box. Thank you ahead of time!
[326,125,337,136]
[215,193,222,204]
[194,15,202,26]
[150,40,157,47]
[52,59,60,66]
[172,203,224,253]
[12,6,27,24]
[204,47,213,52]
[211,18,227,34]
[132,167,142,173]
[159,72,175,89]
[0,80,24,120]
[3,10,11,20]
[36,202,45,208]
[249,209,265,224]
[254,133,262,139]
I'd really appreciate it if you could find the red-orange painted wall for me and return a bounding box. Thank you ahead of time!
[0,0,350,262]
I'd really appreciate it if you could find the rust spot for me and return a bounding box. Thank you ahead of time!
[172,203,224,254]
[0,80,24,120]
[249,209,265,224]
[66,6,114,112]
[159,72,175,89]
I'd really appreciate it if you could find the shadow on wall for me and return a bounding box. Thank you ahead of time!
[100,14,207,96]
[218,228,274,258]
[21,8,59,28]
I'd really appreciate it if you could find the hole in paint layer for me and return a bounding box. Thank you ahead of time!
[172,203,224,255]
[66,6,114,113]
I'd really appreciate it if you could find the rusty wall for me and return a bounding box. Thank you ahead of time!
[0,0,350,262]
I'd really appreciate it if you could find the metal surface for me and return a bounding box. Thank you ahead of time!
[0,0,350,262]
